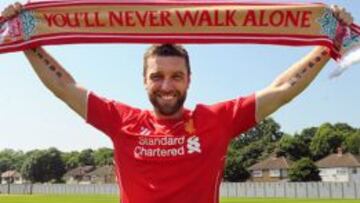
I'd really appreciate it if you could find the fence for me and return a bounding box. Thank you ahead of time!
[220,182,360,199]
[0,183,118,195]
[0,182,359,199]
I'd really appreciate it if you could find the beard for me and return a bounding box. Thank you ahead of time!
[148,91,187,116]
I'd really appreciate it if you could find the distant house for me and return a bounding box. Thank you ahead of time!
[1,170,25,184]
[63,166,95,184]
[87,165,116,184]
[248,156,293,182]
[316,149,360,182]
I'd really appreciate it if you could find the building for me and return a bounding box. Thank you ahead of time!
[87,165,116,184]
[63,165,95,184]
[1,170,25,184]
[248,156,293,182]
[316,149,360,182]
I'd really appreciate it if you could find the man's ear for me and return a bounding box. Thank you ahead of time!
[144,75,151,91]
[187,75,191,88]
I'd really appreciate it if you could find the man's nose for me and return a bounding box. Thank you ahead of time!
[160,79,174,91]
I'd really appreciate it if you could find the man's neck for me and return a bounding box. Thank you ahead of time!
[154,109,184,120]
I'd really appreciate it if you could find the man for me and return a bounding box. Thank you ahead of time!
[1,2,353,203]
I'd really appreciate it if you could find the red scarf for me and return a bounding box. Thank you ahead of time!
[1,0,359,70]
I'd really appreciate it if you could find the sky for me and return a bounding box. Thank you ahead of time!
[0,0,359,152]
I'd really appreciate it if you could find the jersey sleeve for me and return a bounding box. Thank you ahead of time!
[86,91,138,139]
[211,94,257,138]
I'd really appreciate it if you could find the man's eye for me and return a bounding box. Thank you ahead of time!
[151,75,162,81]
[173,75,183,81]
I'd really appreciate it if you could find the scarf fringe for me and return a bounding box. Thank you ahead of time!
[331,43,360,78]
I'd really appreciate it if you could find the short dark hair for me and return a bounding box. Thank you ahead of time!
[143,44,191,77]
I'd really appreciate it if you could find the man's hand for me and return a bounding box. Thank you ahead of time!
[2,2,88,119]
[330,5,354,54]
[331,5,353,25]
[255,5,355,122]
[1,2,22,20]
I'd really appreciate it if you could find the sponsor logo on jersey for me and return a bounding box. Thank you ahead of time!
[133,118,201,158]
[187,136,201,154]
[134,135,201,158]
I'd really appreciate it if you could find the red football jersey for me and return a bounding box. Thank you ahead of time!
[87,92,256,203]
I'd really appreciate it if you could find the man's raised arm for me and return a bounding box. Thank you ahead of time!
[2,3,88,119]
[24,47,88,119]
[255,5,353,122]
[255,46,330,122]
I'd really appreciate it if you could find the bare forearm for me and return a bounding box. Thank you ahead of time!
[254,5,353,122]
[255,46,331,121]
[24,47,87,118]
[24,47,76,98]
[271,46,331,103]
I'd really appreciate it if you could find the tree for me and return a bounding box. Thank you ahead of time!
[0,149,25,173]
[297,127,318,146]
[0,157,12,174]
[333,123,356,136]
[47,148,66,182]
[94,148,114,166]
[231,118,283,149]
[78,149,95,166]
[224,118,284,182]
[21,150,46,183]
[21,148,66,183]
[224,142,262,182]
[288,158,321,182]
[239,141,267,167]
[224,149,249,182]
[277,134,310,161]
[62,151,80,170]
[345,131,360,154]
[310,123,345,160]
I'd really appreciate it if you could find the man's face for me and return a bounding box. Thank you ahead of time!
[144,56,190,118]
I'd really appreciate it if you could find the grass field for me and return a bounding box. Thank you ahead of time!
[0,195,360,203]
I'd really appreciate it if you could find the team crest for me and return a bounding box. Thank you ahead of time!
[0,10,38,44]
[317,8,338,40]
[184,119,196,135]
